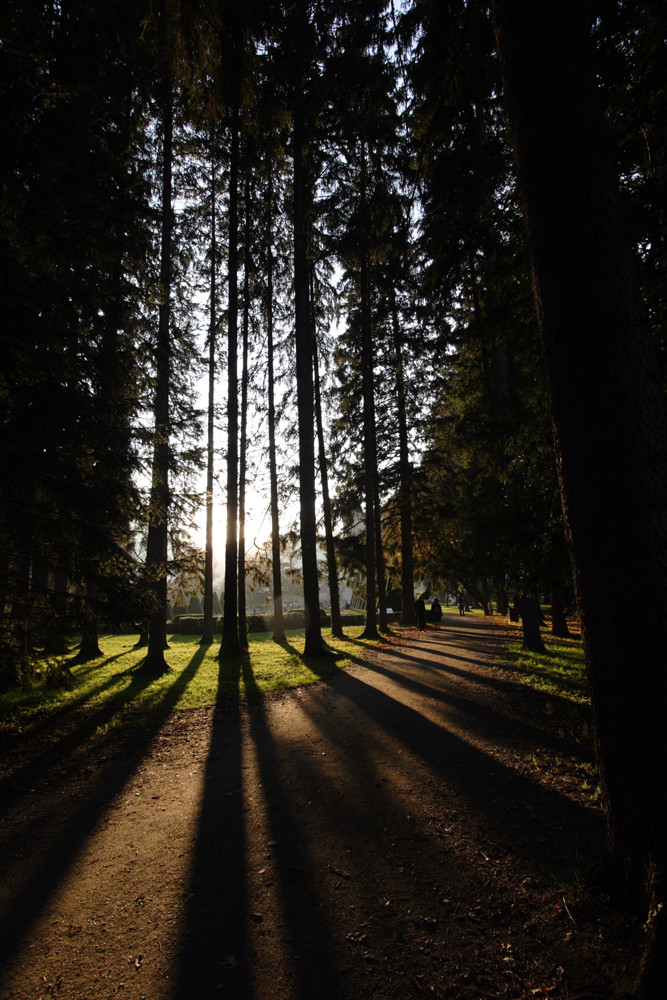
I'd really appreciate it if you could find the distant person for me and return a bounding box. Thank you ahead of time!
[430,598,442,624]
[457,591,465,615]
[414,595,427,631]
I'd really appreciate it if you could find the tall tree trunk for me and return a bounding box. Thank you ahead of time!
[373,468,389,633]
[390,292,416,625]
[72,580,103,663]
[265,169,285,644]
[494,581,509,616]
[311,277,343,639]
[360,245,379,641]
[142,80,173,675]
[237,177,250,652]
[201,136,218,646]
[359,141,379,642]
[219,104,241,659]
[519,593,546,653]
[550,588,571,638]
[492,3,667,994]
[293,71,324,656]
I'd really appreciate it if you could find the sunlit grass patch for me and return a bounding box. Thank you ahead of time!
[497,629,589,703]
[0,625,383,778]
[0,625,375,722]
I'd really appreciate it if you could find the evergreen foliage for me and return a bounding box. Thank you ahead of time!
[2,7,667,988]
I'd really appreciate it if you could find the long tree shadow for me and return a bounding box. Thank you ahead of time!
[361,642,593,745]
[0,655,153,799]
[172,651,248,1000]
[243,669,347,1000]
[174,650,346,1000]
[271,635,346,688]
[295,647,604,878]
[348,621,593,755]
[350,649,593,761]
[0,643,210,970]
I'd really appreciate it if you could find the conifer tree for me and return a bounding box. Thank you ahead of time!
[492,1,667,990]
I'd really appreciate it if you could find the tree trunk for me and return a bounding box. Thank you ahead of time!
[201,135,218,647]
[265,168,285,644]
[133,626,148,649]
[494,582,509,616]
[142,79,173,676]
[492,3,667,993]
[519,594,546,653]
[293,68,324,656]
[237,177,250,652]
[359,143,379,642]
[390,293,417,626]
[360,245,379,641]
[550,589,571,638]
[219,104,241,659]
[373,468,389,633]
[72,605,103,663]
[311,279,344,640]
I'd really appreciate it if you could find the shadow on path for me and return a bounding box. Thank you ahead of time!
[0,644,209,970]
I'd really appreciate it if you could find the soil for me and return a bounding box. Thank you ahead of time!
[0,614,642,1000]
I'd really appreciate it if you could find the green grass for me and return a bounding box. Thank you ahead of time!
[0,627,384,771]
[492,622,597,775]
[495,626,589,704]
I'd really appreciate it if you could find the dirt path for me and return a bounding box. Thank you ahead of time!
[0,615,637,999]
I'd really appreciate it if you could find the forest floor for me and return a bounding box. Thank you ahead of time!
[0,614,642,1000]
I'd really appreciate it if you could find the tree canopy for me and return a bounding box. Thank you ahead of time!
[2,2,666,993]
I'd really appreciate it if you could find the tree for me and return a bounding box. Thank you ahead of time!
[0,0,152,674]
[264,164,287,643]
[312,286,344,639]
[200,129,221,646]
[290,0,326,656]
[219,102,242,658]
[492,1,667,994]
[237,176,252,652]
[142,71,174,675]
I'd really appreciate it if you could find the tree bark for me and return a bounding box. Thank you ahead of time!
[550,589,571,638]
[219,103,241,659]
[360,245,379,642]
[201,134,218,647]
[237,177,250,652]
[359,143,379,642]
[390,292,416,625]
[492,3,667,993]
[519,594,546,653]
[142,79,173,675]
[494,582,509,616]
[373,468,389,633]
[312,280,344,639]
[72,600,103,663]
[293,62,324,656]
[265,168,286,644]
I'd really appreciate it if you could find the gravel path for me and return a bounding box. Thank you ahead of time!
[0,614,636,999]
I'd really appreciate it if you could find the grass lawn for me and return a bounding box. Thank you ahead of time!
[0,627,384,777]
[494,620,589,703]
[1,617,592,780]
[490,619,597,790]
